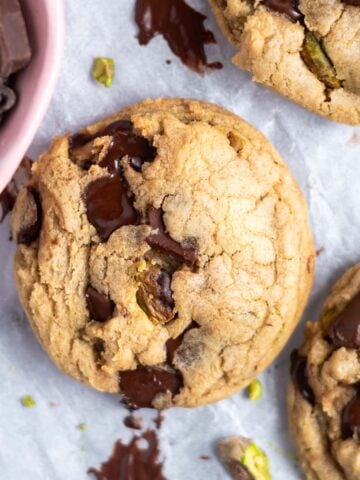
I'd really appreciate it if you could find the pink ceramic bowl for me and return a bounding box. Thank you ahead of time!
[0,0,64,193]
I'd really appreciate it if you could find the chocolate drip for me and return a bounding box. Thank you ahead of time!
[290,351,315,405]
[88,429,166,480]
[135,0,222,74]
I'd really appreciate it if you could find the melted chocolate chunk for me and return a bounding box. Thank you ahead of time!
[327,293,360,348]
[290,351,315,405]
[71,120,133,150]
[147,205,165,232]
[84,174,139,242]
[137,267,175,324]
[147,232,197,267]
[342,390,360,440]
[135,0,223,74]
[86,285,115,323]
[262,0,303,22]
[88,429,166,480]
[17,187,42,245]
[166,321,199,364]
[123,415,142,430]
[119,365,182,409]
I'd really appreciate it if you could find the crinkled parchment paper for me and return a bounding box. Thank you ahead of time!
[1,1,359,478]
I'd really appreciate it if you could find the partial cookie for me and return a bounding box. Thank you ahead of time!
[12,98,314,408]
[209,0,360,124]
[288,264,360,479]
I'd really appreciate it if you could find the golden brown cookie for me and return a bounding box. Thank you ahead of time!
[12,98,314,408]
[209,0,360,124]
[288,264,360,480]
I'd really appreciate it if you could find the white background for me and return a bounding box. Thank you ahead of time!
[1,1,359,478]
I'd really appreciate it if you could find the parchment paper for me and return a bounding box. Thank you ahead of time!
[1,1,359,478]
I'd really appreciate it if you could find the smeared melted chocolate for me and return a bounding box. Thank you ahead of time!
[84,174,139,242]
[119,365,182,409]
[262,0,303,22]
[327,293,360,349]
[88,429,166,480]
[86,285,115,323]
[166,321,199,364]
[342,390,360,440]
[290,351,315,405]
[135,0,223,74]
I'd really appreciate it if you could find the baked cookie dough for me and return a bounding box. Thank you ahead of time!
[288,264,360,480]
[12,98,314,408]
[209,0,360,124]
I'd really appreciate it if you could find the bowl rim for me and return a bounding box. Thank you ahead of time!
[0,0,64,193]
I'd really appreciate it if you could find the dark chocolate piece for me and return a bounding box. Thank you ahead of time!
[342,0,360,5]
[88,429,166,480]
[0,0,32,77]
[166,321,199,364]
[135,0,223,74]
[86,285,115,323]
[262,0,303,22]
[84,174,139,242]
[147,205,165,232]
[123,415,142,430]
[119,365,182,409]
[327,293,360,348]
[17,187,42,245]
[290,351,315,405]
[71,120,133,150]
[342,390,360,440]
[147,232,197,267]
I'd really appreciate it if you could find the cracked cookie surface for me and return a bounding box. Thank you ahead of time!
[288,264,360,480]
[12,98,314,408]
[209,0,360,124]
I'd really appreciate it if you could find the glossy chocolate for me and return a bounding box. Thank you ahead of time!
[327,293,360,348]
[119,365,182,409]
[71,120,133,150]
[342,390,360,439]
[84,174,139,242]
[262,0,303,22]
[86,285,115,323]
[135,0,222,73]
[88,429,166,480]
[290,351,315,405]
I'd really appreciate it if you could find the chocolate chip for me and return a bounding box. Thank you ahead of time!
[342,0,360,5]
[262,0,303,22]
[86,285,115,323]
[84,174,139,242]
[147,233,197,267]
[290,351,315,405]
[166,321,199,364]
[342,390,360,440]
[119,365,182,409]
[327,293,360,349]
[147,205,165,232]
[136,267,175,324]
[15,187,42,245]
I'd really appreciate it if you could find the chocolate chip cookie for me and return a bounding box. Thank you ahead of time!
[288,264,360,479]
[12,98,314,408]
[209,0,360,124]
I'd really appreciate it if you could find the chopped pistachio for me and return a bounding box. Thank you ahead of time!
[241,443,271,480]
[218,436,271,480]
[92,57,115,88]
[248,379,263,401]
[301,32,341,90]
[76,423,87,431]
[20,395,36,408]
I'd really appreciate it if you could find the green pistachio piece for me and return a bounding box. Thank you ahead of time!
[92,57,115,88]
[241,443,271,480]
[218,436,271,480]
[76,423,87,431]
[248,379,263,401]
[20,395,36,408]
[301,32,341,90]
